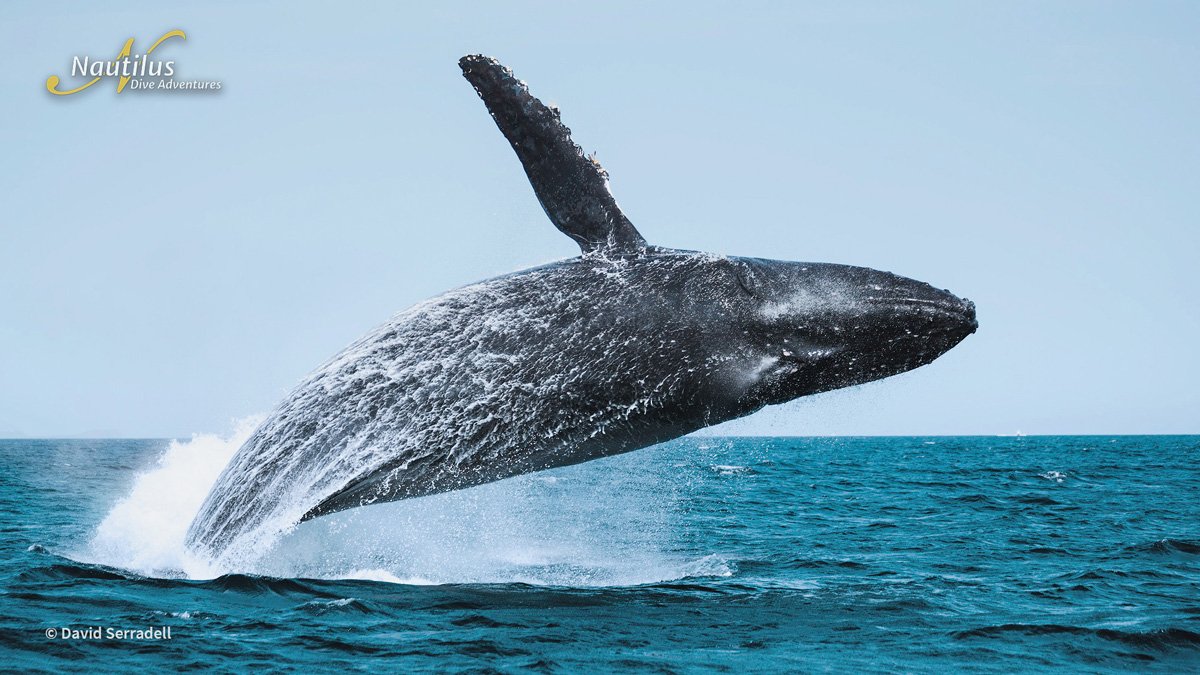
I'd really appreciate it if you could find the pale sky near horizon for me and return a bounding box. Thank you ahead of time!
[2,2,1197,437]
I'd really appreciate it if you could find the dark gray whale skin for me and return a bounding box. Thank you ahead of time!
[185,56,976,565]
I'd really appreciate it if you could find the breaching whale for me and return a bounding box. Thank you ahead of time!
[186,55,977,565]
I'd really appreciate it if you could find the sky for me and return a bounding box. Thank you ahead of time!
[1,2,1197,437]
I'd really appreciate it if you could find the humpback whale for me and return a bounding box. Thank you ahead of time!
[186,55,977,565]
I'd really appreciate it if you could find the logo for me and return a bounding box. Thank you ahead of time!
[46,29,222,95]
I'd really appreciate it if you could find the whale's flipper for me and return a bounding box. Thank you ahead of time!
[460,55,647,255]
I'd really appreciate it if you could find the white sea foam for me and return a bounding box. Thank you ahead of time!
[710,464,752,476]
[340,569,436,585]
[82,417,263,579]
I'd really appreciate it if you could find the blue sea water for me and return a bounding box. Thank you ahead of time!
[1,435,1198,672]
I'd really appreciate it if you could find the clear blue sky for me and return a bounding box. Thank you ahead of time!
[2,2,1196,437]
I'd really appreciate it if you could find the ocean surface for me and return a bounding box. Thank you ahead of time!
[1,435,1197,672]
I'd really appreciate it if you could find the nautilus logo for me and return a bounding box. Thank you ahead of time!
[45,29,222,96]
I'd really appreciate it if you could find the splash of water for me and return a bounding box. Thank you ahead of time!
[84,418,263,579]
[79,421,730,586]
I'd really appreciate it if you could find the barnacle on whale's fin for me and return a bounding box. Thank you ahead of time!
[459,54,647,255]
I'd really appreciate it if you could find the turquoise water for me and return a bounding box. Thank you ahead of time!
[1,436,1198,672]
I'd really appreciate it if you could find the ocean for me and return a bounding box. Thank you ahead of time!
[1,435,1197,672]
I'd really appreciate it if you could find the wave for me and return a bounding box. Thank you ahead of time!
[20,549,733,599]
[953,623,1200,651]
[1123,538,1200,556]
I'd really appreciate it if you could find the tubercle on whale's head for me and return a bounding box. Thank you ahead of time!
[657,253,977,411]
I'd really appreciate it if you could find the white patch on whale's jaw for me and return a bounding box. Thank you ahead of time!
[725,342,852,411]
[746,355,780,382]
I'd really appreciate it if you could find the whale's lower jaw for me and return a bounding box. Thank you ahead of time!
[758,335,974,406]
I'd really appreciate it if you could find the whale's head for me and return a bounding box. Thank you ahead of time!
[672,254,977,412]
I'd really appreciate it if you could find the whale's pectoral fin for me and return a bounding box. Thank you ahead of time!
[460,54,647,255]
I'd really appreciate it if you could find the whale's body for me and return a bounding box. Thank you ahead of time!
[187,56,977,564]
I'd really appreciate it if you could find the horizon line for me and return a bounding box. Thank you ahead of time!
[1,433,1197,441]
